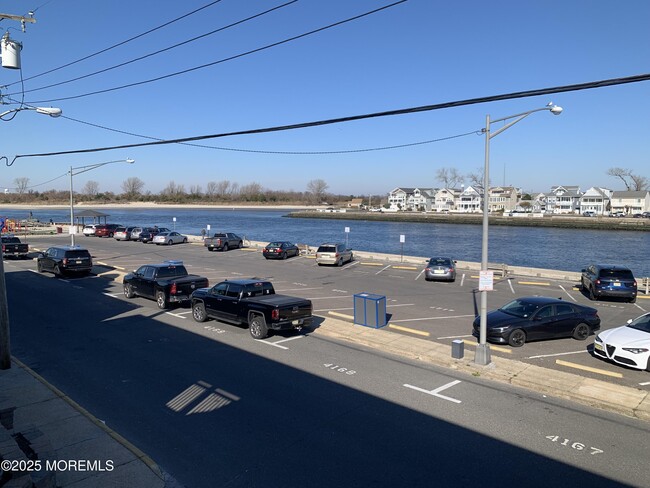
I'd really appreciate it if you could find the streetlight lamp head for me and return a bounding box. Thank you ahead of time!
[126,158,135,164]
[549,105,563,115]
[35,107,62,117]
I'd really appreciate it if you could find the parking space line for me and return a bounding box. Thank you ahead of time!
[527,350,588,359]
[460,274,465,287]
[508,279,515,294]
[640,381,650,386]
[375,265,391,275]
[555,359,623,377]
[404,380,462,404]
[518,281,550,286]
[165,311,188,319]
[309,295,354,300]
[559,285,577,301]
[360,262,384,266]
[275,287,323,292]
[415,270,425,280]
[387,324,430,337]
[437,334,473,340]
[392,265,417,270]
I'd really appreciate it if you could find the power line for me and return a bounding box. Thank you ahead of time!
[3,0,224,88]
[5,72,650,165]
[6,1,298,97]
[24,1,408,104]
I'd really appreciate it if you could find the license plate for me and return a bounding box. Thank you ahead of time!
[594,343,603,351]
[292,319,302,325]
[76,260,82,264]
[433,270,445,274]
[613,282,621,287]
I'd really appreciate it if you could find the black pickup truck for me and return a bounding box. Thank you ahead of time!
[204,232,243,252]
[190,279,312,339]
[1,235,29,259]
[123,260,209,309]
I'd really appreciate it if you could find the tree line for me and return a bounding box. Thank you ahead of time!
[4,177,369,206]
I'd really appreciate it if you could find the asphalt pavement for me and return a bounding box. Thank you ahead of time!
[1,236,649,487]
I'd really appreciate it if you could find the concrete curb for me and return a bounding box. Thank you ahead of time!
[311,315,650,422]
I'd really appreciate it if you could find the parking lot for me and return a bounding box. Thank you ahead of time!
[10,233,650,389]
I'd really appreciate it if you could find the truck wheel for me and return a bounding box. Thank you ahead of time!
[249,314,268,339]
[54,265,62,277]
[37,261,44,273]
[156,291,167,309]
[124,283,135,299]
[223,243,229,252]
[192,302,207,322]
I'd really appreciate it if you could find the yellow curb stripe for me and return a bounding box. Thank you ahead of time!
[555,359,623,378]
[305,255,316,259]
[518,281,550,286]
[328,311,354,320]
[392,266,418,270]
[638,295,650,299]
[388,324,430,337]
[240,248,259,252]
[463,340,512,354]
[359,262,385,266]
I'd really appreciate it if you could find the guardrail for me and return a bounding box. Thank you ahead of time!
[641,277,650,295]
[487,262,509,277]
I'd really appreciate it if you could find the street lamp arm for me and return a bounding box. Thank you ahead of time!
[0,106,63,120]
[70,158,134,176]
[487,104,562,139]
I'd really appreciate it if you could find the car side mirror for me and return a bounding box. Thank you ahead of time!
[627,319,633,324]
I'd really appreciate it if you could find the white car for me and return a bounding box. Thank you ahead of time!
[82,225,97,236]
[152,231,187,246]
[593,313,650,371]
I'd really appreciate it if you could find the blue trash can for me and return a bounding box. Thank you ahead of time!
[353,293,387,328]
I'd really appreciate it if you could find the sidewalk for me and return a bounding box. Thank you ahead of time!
[0,359,169,488]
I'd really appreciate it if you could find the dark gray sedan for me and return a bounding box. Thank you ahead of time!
[424,257,457,282]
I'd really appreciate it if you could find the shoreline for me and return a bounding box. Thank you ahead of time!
[0,202,317,211]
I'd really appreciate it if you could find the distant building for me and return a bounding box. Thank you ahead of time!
[610,190,650,215]
[544,185,582,214]
[579,187,612,215]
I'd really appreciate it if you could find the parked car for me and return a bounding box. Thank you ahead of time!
[94,224,122,238]
[582,211,596,217]
[36,246,93,277]
[315,243,353,266]
[610,211,626,218]
[123,260,209,309]
[424,257,457,282]
[114,226,138,241]
[262,241,300,260]
[593,313,650,371]
[138,227,171,243]
[581,264,637,303]
[130,227,145,240]
[471,296,601,347]
[1,235,29,259]
[82,225,97,236]
[152,231,187,245]
[204,232,243,252]
[642,212,650,219]
[190,279,312,339]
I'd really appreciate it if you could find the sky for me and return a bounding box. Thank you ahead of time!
[0,0,648,197]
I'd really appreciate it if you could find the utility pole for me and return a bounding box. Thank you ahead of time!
[0,11,37,370]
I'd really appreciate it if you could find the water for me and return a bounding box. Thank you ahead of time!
[5,207,650,276]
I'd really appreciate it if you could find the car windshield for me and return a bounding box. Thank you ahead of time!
[429,258,451,266]
[628,314,650,334]
[267,242,282,248]
[66,250,90,259]
[318,246,336,253]
[600,268,634,280]
[499,299,541,318]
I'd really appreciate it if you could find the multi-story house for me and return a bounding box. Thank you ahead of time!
[544,185,582,214]
[457,186,481,213]
[610,190,650,215]
[407,188,436,211]
[488,186,520,212]
[388,187,414,210]
[433,188,461,212]
[579,187,612,215]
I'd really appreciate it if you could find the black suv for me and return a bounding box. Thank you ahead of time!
[37,246,93,277]
[581,264,637,303]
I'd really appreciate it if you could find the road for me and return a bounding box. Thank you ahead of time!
[4,235,650,487]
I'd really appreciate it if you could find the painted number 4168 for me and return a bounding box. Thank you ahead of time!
[324,364,356,375]
[545,435,603,455]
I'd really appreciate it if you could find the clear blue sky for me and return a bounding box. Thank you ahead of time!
[0,0,648,196]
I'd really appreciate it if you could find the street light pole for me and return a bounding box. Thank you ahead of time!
[474,103,563,366]
[68,159,135,246]
[0,105,62,370]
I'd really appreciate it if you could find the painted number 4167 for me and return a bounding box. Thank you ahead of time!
[545,435,603,455]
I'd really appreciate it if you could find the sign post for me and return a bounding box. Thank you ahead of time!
[400,234,405,262]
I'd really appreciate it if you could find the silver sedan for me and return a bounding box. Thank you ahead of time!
[424,257,457,282]
[152,231,187,246]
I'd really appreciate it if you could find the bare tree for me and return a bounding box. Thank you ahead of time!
[607,167,649,191]
[121,177,145,199]
[466,168,489,190]
[205,181,218,198]
[14,177,29,194]
[189,185,202,197]
[239,182,263,201]
[435,167,462,189]
[82,180,99,197]
[306,179,329,203]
